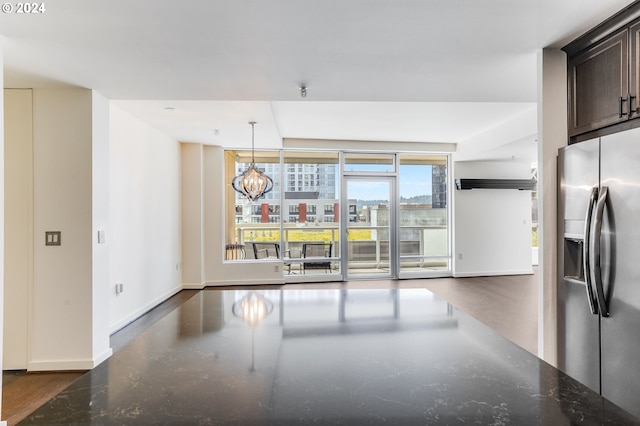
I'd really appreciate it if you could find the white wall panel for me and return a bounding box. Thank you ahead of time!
[453,161,533,277]
[108,105,182,333]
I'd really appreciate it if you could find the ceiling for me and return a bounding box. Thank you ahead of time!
[1,0,635,159]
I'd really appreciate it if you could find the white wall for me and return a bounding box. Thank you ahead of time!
[453,161,533,277]
[455,107,537,161]
[3,92,183,371]
[30,88,112,370]
[91,92,111,363]
[109,105,182,333]
[3,89,33,369]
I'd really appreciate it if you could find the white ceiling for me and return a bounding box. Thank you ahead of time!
[1,0,635,158]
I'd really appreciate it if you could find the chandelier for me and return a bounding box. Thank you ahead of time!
[231,121,274,201]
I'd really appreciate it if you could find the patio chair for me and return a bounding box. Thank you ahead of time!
[302,242,332,273]
[283,247,302,274]
[252,242,280,259]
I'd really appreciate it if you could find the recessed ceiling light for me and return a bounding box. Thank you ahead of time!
[164,106,176,111]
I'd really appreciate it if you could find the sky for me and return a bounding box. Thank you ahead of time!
[346,165,433,200]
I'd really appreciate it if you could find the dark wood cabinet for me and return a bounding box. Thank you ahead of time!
[628,21,640,114]
[567,29,629,136]
[564,3,640,140]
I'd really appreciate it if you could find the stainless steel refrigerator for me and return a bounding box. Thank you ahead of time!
[558,127,640,418]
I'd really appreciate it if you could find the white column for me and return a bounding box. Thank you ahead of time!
[91,91,112,364]
[30,88,111,370]
[3,89,33,370]
[181,143,205,288]
[537,48,568,365]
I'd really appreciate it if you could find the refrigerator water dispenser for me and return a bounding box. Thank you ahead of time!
[564,237,584,282]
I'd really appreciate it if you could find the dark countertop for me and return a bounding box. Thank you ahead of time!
[19,288,640,425]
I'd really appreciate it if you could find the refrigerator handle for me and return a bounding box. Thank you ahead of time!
[592,186,610,317]
[583,186,599,315]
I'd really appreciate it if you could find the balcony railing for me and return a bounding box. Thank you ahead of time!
[230,223,449,273]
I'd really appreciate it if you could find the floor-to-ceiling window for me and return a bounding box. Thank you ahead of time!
[280,151,340,276]
[398,154,450,277]
[224,149,451,280]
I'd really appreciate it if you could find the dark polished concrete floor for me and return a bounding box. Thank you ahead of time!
[0,271,625,425]
[10,278,640,425]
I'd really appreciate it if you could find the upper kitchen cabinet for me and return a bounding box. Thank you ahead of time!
[564,3,640,140]
[567,29,628,137]
[629,20,640,117]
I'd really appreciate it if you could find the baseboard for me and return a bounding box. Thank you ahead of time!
[109,286,183,334]
[453,269,533,278]
[205,278,285,286]
[182,282,206,289]
[28,347,113,371]
[93,348,113,368]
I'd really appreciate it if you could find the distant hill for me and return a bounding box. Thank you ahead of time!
[400,195,432,205]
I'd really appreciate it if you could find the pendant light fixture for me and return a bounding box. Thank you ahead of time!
[232,121,274,201]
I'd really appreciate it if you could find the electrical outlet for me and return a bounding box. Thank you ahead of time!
[115,283,124,295]
[275,265,280,273]
[458,253,463,260]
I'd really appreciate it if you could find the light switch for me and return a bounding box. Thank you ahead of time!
[98,230,106,244]
[45,231,61,246]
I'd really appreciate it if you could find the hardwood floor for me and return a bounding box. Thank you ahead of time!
[422,272,538,355]
[286,269,538,355]
[2,371,84,426]
[1,272,537,425]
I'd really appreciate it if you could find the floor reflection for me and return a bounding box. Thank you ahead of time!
[220,288,454,329]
